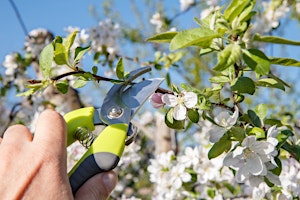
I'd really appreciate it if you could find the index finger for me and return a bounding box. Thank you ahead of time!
[33,109,67,155]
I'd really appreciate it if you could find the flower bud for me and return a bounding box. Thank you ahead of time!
[150,93,164,108]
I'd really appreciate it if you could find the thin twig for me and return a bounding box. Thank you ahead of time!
[8,0,29,36]
[1,102,23,136]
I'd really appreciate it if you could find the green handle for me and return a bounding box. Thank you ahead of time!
[64,107,95,146]
[68,123,128,194]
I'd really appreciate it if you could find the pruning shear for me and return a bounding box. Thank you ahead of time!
[63,66,163,194]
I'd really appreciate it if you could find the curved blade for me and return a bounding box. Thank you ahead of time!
[100,78,164,125]
[122,78,164,116]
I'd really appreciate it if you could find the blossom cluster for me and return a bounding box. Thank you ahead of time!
[150,91,198,121]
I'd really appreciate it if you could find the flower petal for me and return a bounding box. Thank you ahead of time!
[183,92,197,108]
[150,93,164,108]
[162,94,178,107]
[236,165,248,183]
[246,154,265,176]
[173,104,187,120]
[209,126,224,143]
[227,106,239,126]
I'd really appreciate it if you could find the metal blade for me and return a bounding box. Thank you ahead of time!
[121,78,164,117]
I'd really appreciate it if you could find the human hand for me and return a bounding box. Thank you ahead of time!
[0,109,117,200]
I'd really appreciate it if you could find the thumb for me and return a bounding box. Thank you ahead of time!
[74,171,117,200]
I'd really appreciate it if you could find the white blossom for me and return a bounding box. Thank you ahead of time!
[24,28,54,58]
[150,12,164,33]
[209,106,239,143]
[88,19,120,61]
[178,146,200,168]
[162,91,198,120]
[279,158,300,197]
[179,0,194,11]
[223,135,277,183]
[252,0,290,34]
[118,143,141,168]
[2,53,18,76]
[169,163,191,189]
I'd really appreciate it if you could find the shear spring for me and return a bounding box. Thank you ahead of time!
[74,127,97,148]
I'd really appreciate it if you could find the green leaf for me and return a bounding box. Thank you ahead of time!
[208,134,231,159]
[248,110,262,127]
[238,1,256,23]
[213,44,242,71]
[228,126,245,142]
[55,80,69,94]
[209,75,230,83]
[92,66,98,74]
[254,104,267,121]
[64,31,78,53]
[254,34,300,45]
[74,46,91,66]
[249,127,265,139]
[187,109,200,123]
[277,129,294,147]
[243,49,270,75]
[165,108,185,129]
[16,88,37,97]
[146,32,178,43]
[73,79,88,88]
[170,27,220,51]
[54,42,69,66]
[271,157,282,176]
[39,43,54,79]
[224,0,249,23]
[269,57,300,67]
[231,76,255,95]
[116,57,124,79]
[282,143,300,162]
[256,78,285,91]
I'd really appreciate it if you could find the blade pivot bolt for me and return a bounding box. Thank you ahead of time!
[108,106,124,119]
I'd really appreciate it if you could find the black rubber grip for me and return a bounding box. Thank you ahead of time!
[69,152,120,194]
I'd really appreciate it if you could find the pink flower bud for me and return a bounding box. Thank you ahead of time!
[150,93,164,108]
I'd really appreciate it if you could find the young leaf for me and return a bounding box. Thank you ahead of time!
[254,34,300,46]
[254,104,267,122]
[170,27,220,51]
[243,49,270,75]
[269,57,300,67]
[39,43,54,79]
[231,76,255,95]
[54,42,69,66]
[74,46,91,66]
[73,79,88,88]
[249,127,265,139]
[116,57,124,79]
[208,134,231,159]
[213,44,242,71]
[92,66,98,74]
[224,0,249,23]
[209,75,230,83]
[238,1,256,23]
[146,32,178,43]
[64,31,78,54]
[277,129,294,147]
[256,78,285,91]
[55,80,69,94]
